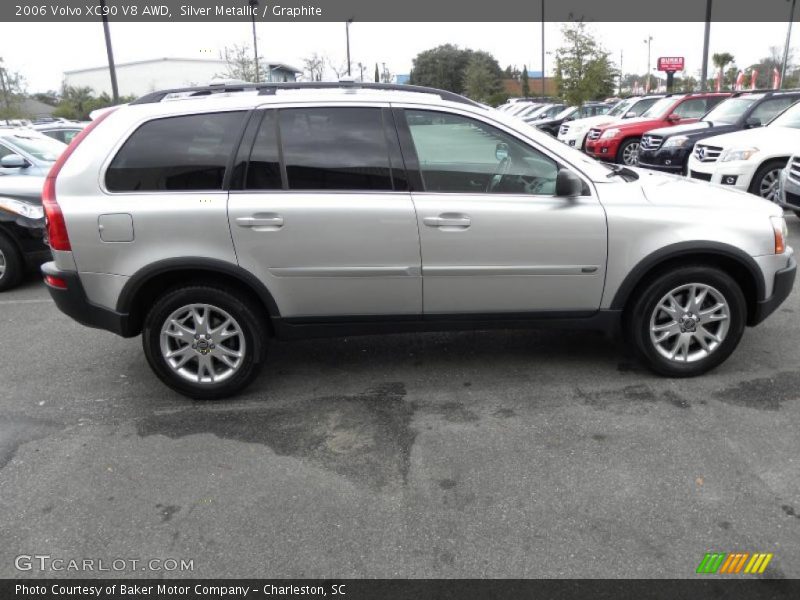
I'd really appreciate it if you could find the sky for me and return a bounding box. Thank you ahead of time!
[0,21,796,93]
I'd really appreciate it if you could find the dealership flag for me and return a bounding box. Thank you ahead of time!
[773,67,781,89]
[750,69,758,90]
[735,71,744,90]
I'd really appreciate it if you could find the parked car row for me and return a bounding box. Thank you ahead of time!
[550,89,800,213]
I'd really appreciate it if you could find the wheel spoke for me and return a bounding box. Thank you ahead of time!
[165,319,195,341]
[167,345,194,369]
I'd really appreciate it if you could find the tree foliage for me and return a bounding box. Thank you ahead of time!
[409,44,473,92]
[554,22,617,105]
[53,86,135,120]
[521,65,530,97]
[462,52,503,103]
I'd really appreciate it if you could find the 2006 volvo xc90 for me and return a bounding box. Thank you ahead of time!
[39,82,796,399]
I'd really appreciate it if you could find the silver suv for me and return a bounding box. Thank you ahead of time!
[40,82,796,399]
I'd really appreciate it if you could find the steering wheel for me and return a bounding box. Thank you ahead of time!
[486,157,512,193]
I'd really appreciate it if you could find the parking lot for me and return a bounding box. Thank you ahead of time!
[0,217,798,579]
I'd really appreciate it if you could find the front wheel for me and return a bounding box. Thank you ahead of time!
[616,137,641,166]
[142,286,268,399]
[626,266,746,377]
[0,233,23,292]
[749,159,787,202]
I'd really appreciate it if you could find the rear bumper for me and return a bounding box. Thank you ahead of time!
[751,256,797,325]
[41,262,134,337]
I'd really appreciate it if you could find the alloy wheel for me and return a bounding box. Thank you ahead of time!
[159,303,246,384]
[0,248,5,280]
[758,168,782,202]
[622,142,639,166]
[649,283,730,363]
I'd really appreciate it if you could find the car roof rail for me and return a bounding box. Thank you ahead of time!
[130,81,484,108]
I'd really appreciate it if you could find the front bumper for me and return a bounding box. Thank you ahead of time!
[41,262,134,337]
[637,147,691,174]
[585,137,620,161]
[751,255,797,325]
[686,157,758,192]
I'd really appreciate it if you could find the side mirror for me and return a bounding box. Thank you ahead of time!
[555,168,583,198]
[1,154,29,169]
[624,111,637,118]
[666,113,681,123]
[495,142,509,161]
[745,117,761,128]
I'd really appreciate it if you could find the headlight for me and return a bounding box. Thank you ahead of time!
[771,216,788,254]
[600,128,621,140]
[720,147,759,162]
[0,198,44,220]
[663,136,689,148]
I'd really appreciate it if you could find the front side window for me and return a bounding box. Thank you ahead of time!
[768,101,800,128]
[405,109,559,195]
[673,98,708,118]
[751,98,798,124]
[278,107,393,191]
[105,111,247,192]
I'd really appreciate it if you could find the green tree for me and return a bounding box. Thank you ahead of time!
[521,65,530,97]
[409,44,475,92]
[374,63,380,83]
[712,52,735,89]
[0,58,26,119]
[678,76,698,92]
[462,51,503,102]
[554,21,617,105]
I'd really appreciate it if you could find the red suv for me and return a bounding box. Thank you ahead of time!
[584,93,731,165]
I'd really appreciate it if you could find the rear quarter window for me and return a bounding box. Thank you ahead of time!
[105,111,247,192]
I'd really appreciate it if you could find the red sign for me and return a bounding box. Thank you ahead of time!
[657,57,685,72]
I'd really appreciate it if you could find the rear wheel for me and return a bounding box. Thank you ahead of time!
[626,266,746,377]
[749,159,787,202]
[616,137,641,166]
[142,286,268,399]
[0,233,23,292]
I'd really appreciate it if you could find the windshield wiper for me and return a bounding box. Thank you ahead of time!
[606,164,639,181]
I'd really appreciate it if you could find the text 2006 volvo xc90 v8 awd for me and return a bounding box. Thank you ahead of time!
[39,82,795,399]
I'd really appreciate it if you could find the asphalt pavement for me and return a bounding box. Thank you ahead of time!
[0,218,799,579]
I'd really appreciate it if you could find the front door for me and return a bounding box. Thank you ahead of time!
[399,108,607,315]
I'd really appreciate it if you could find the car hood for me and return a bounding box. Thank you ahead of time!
[0,175,45,205]
[601,116,661,132]
[699,126,800,151]
[633,168,783,216]
[566,114,622,129]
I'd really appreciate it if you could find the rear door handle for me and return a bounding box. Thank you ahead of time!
[423,214,471,228]
[235,215,284,228]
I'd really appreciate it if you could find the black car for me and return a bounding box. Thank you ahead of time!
[637,90,800,174]
[533,102,615,136]
[0,176,49,291]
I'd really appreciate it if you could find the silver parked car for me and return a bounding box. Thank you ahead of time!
[0,127,66,177]
[39,82,796,399]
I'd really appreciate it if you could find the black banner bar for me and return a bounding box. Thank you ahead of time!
[2,0,799,22]
[3,579,800,600]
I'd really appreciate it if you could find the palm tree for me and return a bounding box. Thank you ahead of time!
[712,52,735,89]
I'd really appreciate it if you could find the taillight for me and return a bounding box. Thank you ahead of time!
[42,108,116,251]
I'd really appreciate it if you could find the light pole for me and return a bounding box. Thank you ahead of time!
[643,35,653,93]
[99,0,119,103]
[541,0,546,96]
[249,0,259,83]
[619,49,623,95]
[781,0,797,89]
[345,19,353,77]
[701,0,712,91]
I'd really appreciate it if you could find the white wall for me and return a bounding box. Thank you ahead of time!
[64,59,231,97]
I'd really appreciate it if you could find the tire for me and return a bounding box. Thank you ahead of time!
[616,137,641,166]
[748,159,787,203]
[0,233,24,292]
[626,265,746,377]
[794,210,800,219]
[142,285,268,399]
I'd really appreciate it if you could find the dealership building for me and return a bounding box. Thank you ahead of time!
[63,57,302,97]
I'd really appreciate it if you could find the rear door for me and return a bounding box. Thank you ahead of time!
[397,107,607,315]
[227,105,421,318]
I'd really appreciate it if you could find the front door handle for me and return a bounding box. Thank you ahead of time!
[235,215,284,228]
[423,214,471,228]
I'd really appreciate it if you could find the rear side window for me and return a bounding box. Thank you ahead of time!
[751,97,798,123]
[278,107,393,191]
[673,98,708,118]
[106,111,246,192]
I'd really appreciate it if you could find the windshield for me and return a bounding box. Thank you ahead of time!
[702,96,763,124]
[768,101,800,128]
[520,104,550,118]
[607,98,636,117]
[554,107,575,120]
[641,96,683,119]
[1,132,66,162]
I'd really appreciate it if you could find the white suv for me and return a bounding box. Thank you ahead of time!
[687,100,800,201]
[40,82,795,399]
